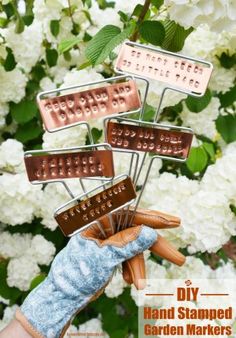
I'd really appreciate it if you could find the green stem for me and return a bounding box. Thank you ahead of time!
[130,0,151,42]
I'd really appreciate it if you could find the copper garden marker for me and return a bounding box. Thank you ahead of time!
[38,79,141,132]
[115,41,213,96]
[55,176,136,236]
[106,120,193,161]
[24,149,114,182]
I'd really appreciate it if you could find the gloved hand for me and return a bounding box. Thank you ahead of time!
[15,221,157,338]
[121,208,185,289]
[100,208,185,289]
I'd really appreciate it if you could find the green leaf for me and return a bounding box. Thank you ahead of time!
[58,37,81,54]
[218,85,236,107]
[0,17,8,28]
[0,261,21,303]
[215,114,236,144]
[31,63,46,82]
[2,3,15,19]
[132,4,143,17]
[185,88,212,113]
[186,146,208,173]
[151,0,164,9]
[218,52,236,69]
[85,24,134,65]
[15,13,25,33]
[46,48,58,67]
[139,20,165,46]
[23,15,33,26]
[83,32,92,42]
[118,10,129,23]
[161,20,193,52]
[63,50,71,61]
[202,142,215,162]
[15,120,43,143]
[91,128,103,143]
[30,274,46,290]
[11,99,38,124]
[50,20,60,37]
[78,60,92,70]
[4,47,16,71]
[230,204,236,216]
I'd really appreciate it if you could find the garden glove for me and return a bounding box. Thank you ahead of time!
[99,208,185,289]
[15,221,157,338]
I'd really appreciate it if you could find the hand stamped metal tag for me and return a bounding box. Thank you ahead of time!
[38,78,141,132]
[106,120,193,160]
[115,41,213,96]
[24,146,114,182]
[54,176,136,236]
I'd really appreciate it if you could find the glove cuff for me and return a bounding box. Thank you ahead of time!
[15,308,45,338]
[15,308,70,338]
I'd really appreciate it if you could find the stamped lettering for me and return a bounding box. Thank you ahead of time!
[107,122,193,159]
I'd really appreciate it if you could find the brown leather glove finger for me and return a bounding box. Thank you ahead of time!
[122,253,146,289]
[115,207,181,230]
[150,235,185,266]
[122,235,185,290]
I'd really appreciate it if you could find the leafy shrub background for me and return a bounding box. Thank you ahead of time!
[0,0,236,336]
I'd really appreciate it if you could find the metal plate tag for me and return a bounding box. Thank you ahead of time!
[55,177,136,236]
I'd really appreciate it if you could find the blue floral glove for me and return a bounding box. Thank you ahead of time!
[15,223,157,338]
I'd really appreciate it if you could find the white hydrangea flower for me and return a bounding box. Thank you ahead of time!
[167,256,212,278]
[42,124,88,149]
[138,79,187,111]
[78,317,109,338]
[61,68,104,89]
[33,0,86,43]
[184,190,236,253]
[1,20,43,72]
[183,24,236,64]
[182,24,219,60]
[214,261,236,279]
[0,232,32,259]
[105,269,127,298]
[114,0,141,14]
[165,0,236,32]
[0,172,42,225]
[0,66,27,104]
[181,97,220,139]
[112,151,162,182]
[141,168,236,253]
[38,182,72,230]
[39,77,57,92]
[0,296,9,305]
[0,139,24,172]
[0,102,9,128]
[88,1,121,35]
[201,147,236,204]
[209,66,235,94]
[0,305,19,331]
[27,235,56,266]
[7,255,40,291]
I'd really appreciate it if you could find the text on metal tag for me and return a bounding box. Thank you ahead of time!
[115,43,213,95]
[24,150,114,182]
[107,121,193,159]
[55,177,136,236]
[38,80,141,131]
